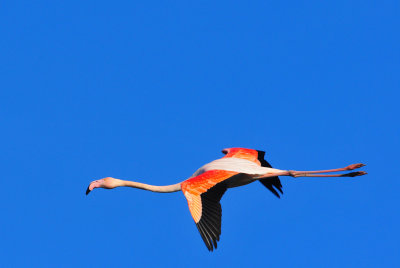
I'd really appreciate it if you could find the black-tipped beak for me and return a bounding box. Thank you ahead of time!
[86,186,91,195]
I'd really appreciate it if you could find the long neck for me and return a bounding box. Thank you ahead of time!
[117,179,182,193]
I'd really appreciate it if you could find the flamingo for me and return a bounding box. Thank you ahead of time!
[86,147,366,251]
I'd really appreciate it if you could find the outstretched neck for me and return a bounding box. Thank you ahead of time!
[118,179,182,193]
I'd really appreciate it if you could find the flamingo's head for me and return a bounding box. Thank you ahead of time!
[86,177,120,195]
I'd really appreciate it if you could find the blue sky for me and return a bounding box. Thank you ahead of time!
[1,0,399,267]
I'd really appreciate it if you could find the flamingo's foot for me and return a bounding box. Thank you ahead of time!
[346,163,366,170]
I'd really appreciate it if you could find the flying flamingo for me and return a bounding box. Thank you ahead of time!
[86,147,366,251]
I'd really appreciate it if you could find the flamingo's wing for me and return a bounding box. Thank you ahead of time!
[222,148,283,198]
[181,170,238,251]
[257,151,283,198]
[221,147,262,165]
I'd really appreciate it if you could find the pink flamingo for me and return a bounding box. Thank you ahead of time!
[86,147,366,251]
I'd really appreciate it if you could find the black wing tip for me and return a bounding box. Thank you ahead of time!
[86,186,91,195]
[196,220,221,252]
[196,223,214,251]
[272,186,282,198]
[277,186,283,194]
[193,180,227,252]
[201,221,216,251]
[260,179,283,198]
[272,191,282,199]
[257,147,284,199]
[275,186,283,198]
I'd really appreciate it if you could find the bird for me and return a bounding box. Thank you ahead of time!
[86,147,366,251]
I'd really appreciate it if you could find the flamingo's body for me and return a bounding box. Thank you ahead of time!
[86,147,366,251]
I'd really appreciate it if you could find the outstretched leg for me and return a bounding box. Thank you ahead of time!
[290,163,365,175]
[258,163,367,179]
[287,171,367,178]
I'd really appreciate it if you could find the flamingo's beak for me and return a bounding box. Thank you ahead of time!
[85,180,103,195]
[85,178,119,195]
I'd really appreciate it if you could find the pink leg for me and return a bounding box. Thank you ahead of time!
[257,163,367,179]
[289,171,367,178]
[292,163,365,174]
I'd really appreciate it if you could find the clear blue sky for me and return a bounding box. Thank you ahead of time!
[1,1,399,267]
